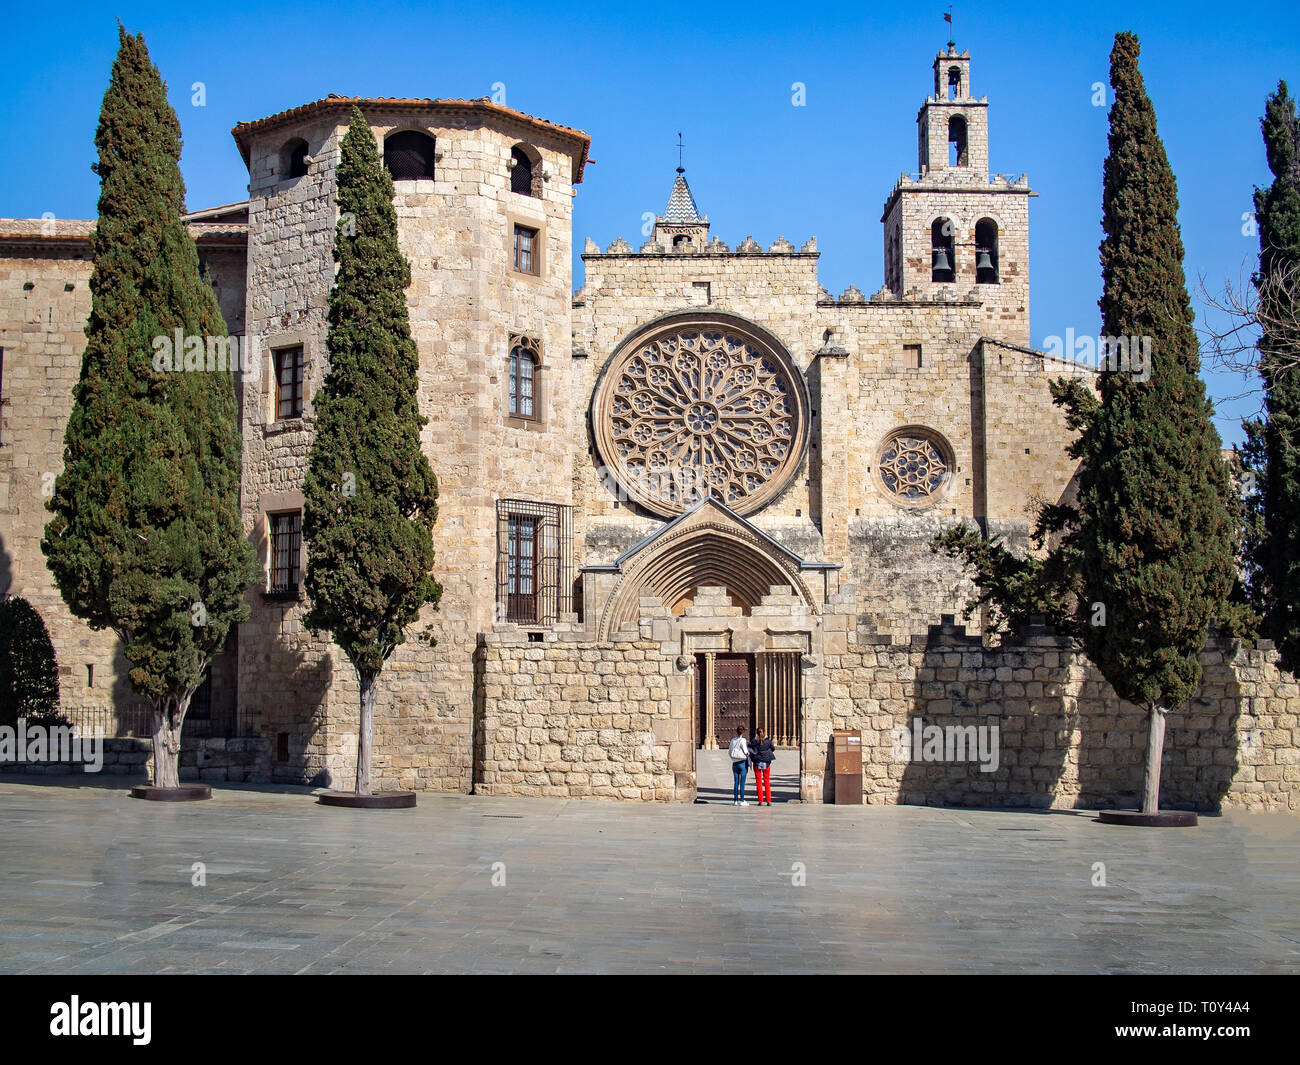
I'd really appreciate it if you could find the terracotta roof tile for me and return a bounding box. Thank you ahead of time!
[231,95,590,181]
[0,218,247,247]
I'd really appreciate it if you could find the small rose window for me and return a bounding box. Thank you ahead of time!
[877,428,952,504]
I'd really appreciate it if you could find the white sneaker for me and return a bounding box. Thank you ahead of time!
[732,800,738,806]
[740,801,749,806]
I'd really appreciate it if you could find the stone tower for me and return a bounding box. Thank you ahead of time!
[881,46,1033,344]
[652,167,710,250]
[229,96,589,787]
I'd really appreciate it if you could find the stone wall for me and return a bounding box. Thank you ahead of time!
[0,735,271,783]
[475,631,687,800]
[821,619,1300,812]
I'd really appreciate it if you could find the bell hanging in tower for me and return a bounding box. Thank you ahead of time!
[976,249,993,272]
[932,247,951,272]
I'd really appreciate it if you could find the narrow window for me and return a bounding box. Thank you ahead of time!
[691,281,711,305]
[274,346,304,420]
[510,145,535,195]
[931,219,955,283]
[507,515,538,623]
[904,344,923,368]
[384,130,437,181]
[948,115,968,167]
[509,335,540,418]
[976,218,1000,284]
[948,67,961,100]
[286,139,309,178]
[190,670,213,719]
[269,512,302,594]
[513,224,539,274]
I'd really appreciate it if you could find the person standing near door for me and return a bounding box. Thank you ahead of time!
[750,727,775,806]
[728,727,749,806]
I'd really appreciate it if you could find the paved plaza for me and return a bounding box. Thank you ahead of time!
[0,776,1297,974]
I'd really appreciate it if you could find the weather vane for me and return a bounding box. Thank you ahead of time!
[676,132,685,173]
[945,6,954,49]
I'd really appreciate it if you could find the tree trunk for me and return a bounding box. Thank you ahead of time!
[149,692,192,789]
[356,671,376,796]
[1141,702,1167,814]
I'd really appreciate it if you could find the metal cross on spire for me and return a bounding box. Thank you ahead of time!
[676,132,685,174]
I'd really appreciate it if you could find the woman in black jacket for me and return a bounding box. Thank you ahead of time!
[750,728,776,805]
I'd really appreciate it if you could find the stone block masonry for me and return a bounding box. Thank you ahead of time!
[475,632,686,801]
[0,735,272,783]
[824,624,1300,812]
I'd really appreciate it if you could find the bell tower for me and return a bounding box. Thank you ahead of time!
[881,45,1033,345]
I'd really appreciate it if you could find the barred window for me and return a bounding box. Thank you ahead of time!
[496,499,573,625]
[513,224,539,274]
[384,130,437,181]
[509,335,539,418]
[270,512,302,594]
[274,346,304,420]
[510,145,535,195]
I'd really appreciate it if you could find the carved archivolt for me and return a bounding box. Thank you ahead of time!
[592,314,810,518]
[598,516,818,640]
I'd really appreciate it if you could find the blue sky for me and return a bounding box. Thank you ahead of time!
[1,0,1296,444]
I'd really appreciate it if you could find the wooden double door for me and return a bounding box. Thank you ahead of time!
[697,652,801,748]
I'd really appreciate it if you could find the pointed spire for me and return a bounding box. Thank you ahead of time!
[662,169,705,224]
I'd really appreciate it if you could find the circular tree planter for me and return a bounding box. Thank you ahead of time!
[317,791,417,809]
[1098,809,1197,827]
[129,785,212,802]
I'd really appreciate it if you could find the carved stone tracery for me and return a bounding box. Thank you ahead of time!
[594,318,809,517]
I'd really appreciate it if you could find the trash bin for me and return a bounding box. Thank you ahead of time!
[832,729,862,804]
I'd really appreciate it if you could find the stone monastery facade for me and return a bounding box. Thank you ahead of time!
[2,47,1297,809]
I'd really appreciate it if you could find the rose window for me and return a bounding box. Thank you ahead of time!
[878,429,952,503]
[593,323,809,517]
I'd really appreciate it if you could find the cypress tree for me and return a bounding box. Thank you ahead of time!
[41,27,258,788]
[0,597,64,727]
[303,107,441,797]
[937,33,1241,815]
[1250,81,1300,673]
[1057,32,1238,813]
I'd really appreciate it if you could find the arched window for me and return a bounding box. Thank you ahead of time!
[948,115,968,167]
[947,67,962,100]
[931,218,955,283]
[282,138,309,179]
[384,130,437,181]
[673,234,691,249]
[509,334,540,419]
[510,145,535,195]
[975,218,1000,284]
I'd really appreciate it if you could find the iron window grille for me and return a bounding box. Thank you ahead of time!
[269,511,302,595]
[384,130,437,181]
[274,346,304,420]
[508,335,540,418]
[496,499,573,625]
[510,146,535,195]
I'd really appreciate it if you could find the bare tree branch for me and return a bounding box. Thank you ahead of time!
[1195,257,1300,379]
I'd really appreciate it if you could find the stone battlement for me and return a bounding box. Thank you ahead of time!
[583,235,818,257]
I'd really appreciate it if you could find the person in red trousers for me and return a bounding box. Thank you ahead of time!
[750,728,775,806]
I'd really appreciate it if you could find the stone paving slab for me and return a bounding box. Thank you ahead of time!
[0,777,1296,974]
